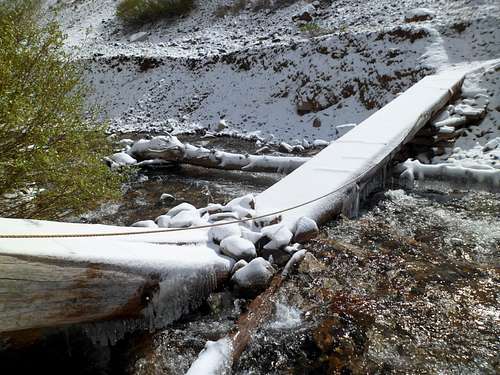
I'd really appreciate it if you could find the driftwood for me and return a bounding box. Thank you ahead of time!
[129,135,311,174]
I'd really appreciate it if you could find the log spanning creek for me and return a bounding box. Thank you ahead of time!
[0,132,498,375]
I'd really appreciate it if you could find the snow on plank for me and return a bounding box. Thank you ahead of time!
[0,218,231,336]
[255,70,465,228]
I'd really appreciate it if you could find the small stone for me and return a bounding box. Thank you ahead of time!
[278,142,294,153]
[220,235,257,261]
[313,118,321,128]
[293,217,319,243]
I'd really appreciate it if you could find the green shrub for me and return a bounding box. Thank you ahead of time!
[0,1,121,219]
[117,0,195,25]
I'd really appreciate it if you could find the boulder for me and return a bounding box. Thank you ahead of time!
[240,227,264,244]
[231,259,248,274]
[293,217,319,243]
[155,215,171,228]
[261,224,293,250]
[167,202,197,217]
[209,222,242,244]
[169,209,200,228]
[110,152,137,166]
[220,236,257,262]
[231,258,276,295]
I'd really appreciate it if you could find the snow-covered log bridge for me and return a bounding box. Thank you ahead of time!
[0,70,465,343]
[255,69,465,227]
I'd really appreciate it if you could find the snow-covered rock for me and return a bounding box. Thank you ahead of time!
[169,209,200,228]
[129,31,148,43]
[292,217,319,243]
[231,259,248,274]
[110,152,137,166]
[131,220,158,228]
[220,235,257,261]
[155,215,171,228]
[167,202,197,217]
[261,224,293,250]
[231,257,276,294]
[159,193,175,203]
[405,8,435,22]
[186,337,232,375]
[240,227,264,244]
[209,222,242,244]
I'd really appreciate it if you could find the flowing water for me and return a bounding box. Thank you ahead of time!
[2,134,498,374]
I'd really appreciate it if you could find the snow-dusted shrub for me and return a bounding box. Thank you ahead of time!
[0,1,121,219]
[117,0,195,25]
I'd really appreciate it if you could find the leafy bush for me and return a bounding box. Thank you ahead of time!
[117,0,195,25]
[0,1,121,219]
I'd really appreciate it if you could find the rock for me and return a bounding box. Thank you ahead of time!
[312,139,329,148]
[260,247,291,267]
[220,235,257,261]
[292,5,315,22]
[110,152,137,166]
[262,224,293,250]
[483,138,499,152]
[292,145,305,153]
[293,217,319,243]
[118,138,134,148]
[282,249,307,276]
[159,193,175,203]
[209,212,240,222]
[156,215,171,228]
[278,142,294,153]
[167,202,197,217]
[199,203,224,215]
[404,8,435,23]
[209,222,242,244]
[454,103,486,120]
[256,146,271,154]
[169,209,200,228]
[129,31,148,43]
[131,220,158,228]
[335,123,356,138]
[297,252,326,274]
[241,227,264,244]
[231,259,248,274]
[217,119,228,131]
[225,194,255,211]
[313,118,321,128]
[231,258,276,295]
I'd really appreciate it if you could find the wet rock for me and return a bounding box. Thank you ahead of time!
[220,235,257,262]
[262,224,293,250]
[297,252,326,274]
[260,247,291,267]
[209,222,242,244]
[231,257,276,295]
[293,217,319,243]
[131,220,158,228]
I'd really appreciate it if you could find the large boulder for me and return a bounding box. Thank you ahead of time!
[167,202,197,217]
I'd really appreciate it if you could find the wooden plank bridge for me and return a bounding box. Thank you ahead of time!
[0,69,466,344]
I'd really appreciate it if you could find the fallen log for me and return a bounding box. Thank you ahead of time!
[127,135,311,174]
